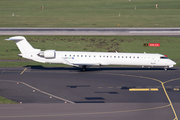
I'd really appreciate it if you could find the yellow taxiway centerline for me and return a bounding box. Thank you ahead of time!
[129,88,158,91]
[174,88,179,91]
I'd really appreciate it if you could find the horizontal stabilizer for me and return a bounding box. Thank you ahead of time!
[5,36,24,41]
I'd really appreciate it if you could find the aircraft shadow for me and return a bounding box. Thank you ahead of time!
[24,65,176,72]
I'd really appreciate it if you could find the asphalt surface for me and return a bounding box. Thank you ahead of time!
[0,27,180,36]
[0,66,179,120]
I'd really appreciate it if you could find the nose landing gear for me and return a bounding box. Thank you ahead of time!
[164,67,168,71]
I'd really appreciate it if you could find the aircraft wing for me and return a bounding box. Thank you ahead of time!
[62,57,101,67]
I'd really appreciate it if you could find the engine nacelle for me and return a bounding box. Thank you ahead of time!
[38,50,56,59]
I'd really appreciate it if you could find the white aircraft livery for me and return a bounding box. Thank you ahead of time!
[6,36,176,71]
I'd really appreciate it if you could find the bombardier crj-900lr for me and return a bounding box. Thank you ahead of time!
[6,36,176,71]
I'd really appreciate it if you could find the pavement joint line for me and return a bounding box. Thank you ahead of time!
[107,87,113,88]
[156,86,162,88]
[24,70,80,74]
[20,68,27,75]
[165,86,172,88]
[0,79,75,104]
[0,70,22,73]
[98,87,103,88]
[0,104,171,118]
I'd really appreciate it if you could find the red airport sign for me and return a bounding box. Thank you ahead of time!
[143,43,160,47]
[148,43,160,47]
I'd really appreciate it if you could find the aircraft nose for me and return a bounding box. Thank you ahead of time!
[170,60,176,66]
[168,60,176,68]
[172,61,176,65]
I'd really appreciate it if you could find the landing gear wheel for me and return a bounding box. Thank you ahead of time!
[81,65,87,71]
[164,67,168,71]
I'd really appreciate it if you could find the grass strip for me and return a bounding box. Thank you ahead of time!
[0,96,17,104]
[0,0,180,27]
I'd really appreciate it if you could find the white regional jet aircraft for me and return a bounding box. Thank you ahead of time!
[6,36,176,71]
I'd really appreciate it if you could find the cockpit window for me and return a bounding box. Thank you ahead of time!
[160,56,168,59]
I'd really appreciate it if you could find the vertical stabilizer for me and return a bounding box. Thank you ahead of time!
[5,36,36,54]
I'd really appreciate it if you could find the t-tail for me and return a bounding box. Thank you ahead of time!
[5,36,40,59]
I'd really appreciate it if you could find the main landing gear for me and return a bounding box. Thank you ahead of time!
[81,65,87,71]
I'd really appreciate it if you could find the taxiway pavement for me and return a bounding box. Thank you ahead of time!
[0,66,179,120]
